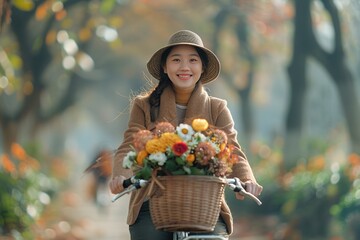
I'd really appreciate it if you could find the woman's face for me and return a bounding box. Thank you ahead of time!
[163,45,203,91]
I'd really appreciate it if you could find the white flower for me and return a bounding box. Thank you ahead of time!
[188,132,207,147]
[123,151,136,169]
[176,123,195,142]
[148,152,167,166]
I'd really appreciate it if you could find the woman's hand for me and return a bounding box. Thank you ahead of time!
[235,180,263,200]
[109,175,126,194]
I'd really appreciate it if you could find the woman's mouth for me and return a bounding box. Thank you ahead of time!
[177,74,192,80]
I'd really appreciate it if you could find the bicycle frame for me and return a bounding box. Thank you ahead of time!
[173,231,227,240]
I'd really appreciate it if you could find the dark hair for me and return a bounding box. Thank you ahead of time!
[148,46,209,122]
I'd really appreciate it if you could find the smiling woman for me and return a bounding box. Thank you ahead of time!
[163,45,204,92]
[109,30,263,240]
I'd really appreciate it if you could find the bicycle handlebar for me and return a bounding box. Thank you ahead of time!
[111,177,149,202]
[226,178,262,205]
[112,176,262,205]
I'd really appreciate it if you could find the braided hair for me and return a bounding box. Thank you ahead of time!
[148,46,209,122]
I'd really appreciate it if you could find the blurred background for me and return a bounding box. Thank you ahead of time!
[0,0,359,239]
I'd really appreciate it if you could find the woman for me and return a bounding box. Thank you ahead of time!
[109,30,263,240]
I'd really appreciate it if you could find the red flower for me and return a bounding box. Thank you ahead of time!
[172,142,188,156]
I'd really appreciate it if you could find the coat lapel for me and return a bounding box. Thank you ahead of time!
[158,86,178,126]
[157,83,211,126]
[184,83,211,124]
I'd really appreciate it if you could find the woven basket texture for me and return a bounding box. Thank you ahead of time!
[149,175,226,232]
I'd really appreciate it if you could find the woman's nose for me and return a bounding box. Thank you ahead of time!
[179,61,190,70]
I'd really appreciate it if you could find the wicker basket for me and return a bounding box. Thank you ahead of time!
[149,175,226,232]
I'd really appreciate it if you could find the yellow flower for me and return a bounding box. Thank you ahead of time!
[192,119,209,132]
[146,133,181,154]
[146,138,166,154]
[160,132,182,147]
[220,143,226,151]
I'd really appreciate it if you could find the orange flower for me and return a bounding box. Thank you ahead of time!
[219,143,227,152]
[1,154,16,174]
[136,150,148,166]
[348,153,360,167]
[186,154,195,164]
[11,143,27,161]
[218,147,230,161]
[307,155,325,171]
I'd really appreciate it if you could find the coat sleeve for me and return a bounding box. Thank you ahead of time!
[112,97,148,179]
[211,98,257,182]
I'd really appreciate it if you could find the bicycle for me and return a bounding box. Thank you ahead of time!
[112,176,262,240]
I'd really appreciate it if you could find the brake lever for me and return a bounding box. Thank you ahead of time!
[227,178,262,206]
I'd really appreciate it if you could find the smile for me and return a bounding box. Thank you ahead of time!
[177,74,192,80]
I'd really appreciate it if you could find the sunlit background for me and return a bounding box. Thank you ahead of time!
[0,0,359,239]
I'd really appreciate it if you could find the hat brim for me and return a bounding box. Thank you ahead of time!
[147,42,221,85]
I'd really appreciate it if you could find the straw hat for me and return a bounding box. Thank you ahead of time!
[147,30,221,84]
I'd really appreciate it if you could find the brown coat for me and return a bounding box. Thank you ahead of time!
[112,83,257,235]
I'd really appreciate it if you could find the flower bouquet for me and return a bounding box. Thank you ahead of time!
[122,118,240,179]
[122,118,241,232]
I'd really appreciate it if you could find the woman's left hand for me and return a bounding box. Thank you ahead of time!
[235,180,263,200]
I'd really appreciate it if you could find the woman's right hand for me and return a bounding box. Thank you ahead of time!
[109,175,126,194]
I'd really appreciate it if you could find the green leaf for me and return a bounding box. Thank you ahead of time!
[137,166,152,180]
[164,159,178,172]
[190,167,205,175]
[183,166,191,174]
[175,157,185,166]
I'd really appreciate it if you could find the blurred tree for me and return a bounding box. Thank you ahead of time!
[0,0,129,152]
[0,0,11,31]
[212,0,256,149]
[210,0,292,153]
[284,0,360,169]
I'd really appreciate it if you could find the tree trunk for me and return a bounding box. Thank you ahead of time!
[285,0,360,170]
[284,0,311,169]
[313,0,360,154]
[234,13,255,147]
[212,4,256,151]
[330,61,360,153]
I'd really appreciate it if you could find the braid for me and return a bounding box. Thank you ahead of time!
[149,76,171,121]
[149,47,173,122]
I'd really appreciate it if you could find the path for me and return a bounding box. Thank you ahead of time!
[69,174,130,240]
[40,173,131,240]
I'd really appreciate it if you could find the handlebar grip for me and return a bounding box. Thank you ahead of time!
[233,186,242,193]
[123,178,133,188]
